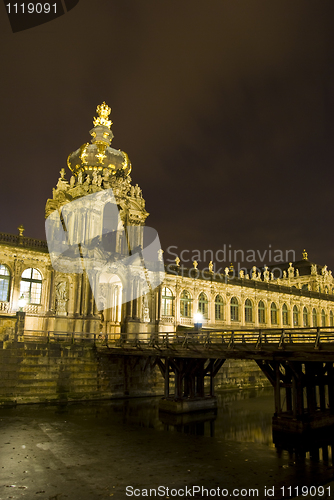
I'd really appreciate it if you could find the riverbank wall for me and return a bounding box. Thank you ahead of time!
[0,340,269,405]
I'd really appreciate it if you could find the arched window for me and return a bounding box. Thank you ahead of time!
[0,264,11,302]
[20,268,42,305]
[330,311,334,327]
[271,303,278,325]
[161,287,174,316]
[303,307,308,327]
[245,299,253,322]
[215,295,224,321]
[293,305,299,326]
[321,309,326,327]
[230,297,239,321]
[180,290,192,318]
[301,284,309,291]
[282,304,289,326]
[102,202,120,253]
[258,300,265,324]
[325,286,329,294]
[198,292,208,318]
[312,308,317,327]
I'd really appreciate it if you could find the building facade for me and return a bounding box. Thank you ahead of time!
[1,104,334,338]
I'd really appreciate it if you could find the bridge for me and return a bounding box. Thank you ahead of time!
[98,327,334,435]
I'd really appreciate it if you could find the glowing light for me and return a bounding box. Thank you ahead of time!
[18,294,26,310]
[194,312,203,323]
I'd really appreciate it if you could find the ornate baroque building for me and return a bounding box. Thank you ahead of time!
[0,104,334,338]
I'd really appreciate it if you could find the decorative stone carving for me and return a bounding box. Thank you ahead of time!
[209,261,213,273]
[288,263,294,279]
[263,266,269,282]
[134,184,142,197]
[142,293,150,323]
[239,270,244,279]
[311,264,317,276]
[251,266,257,280]
[193,260,198,269]
[175,256,180,267]
[322,266,328,277]
[55,281,68,315]
[78,171,83,184]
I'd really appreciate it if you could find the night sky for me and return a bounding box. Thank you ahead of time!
[1,1,334,273]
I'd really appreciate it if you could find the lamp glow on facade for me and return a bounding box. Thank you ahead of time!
[18,294,26,311]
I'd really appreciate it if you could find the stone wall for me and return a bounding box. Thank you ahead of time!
[0,341,162,406]
[216,359,269,390]
[0,341,269,406]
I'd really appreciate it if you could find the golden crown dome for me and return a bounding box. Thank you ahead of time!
[67,102,131,178]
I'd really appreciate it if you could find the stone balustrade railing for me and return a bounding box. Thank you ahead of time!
[0,301,10,313]
[0,232,48,251]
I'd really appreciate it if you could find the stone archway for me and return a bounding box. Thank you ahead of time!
[98,273,123,336]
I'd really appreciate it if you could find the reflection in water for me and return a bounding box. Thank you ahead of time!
[159,409,217,437]
[2,385,334,485]
[274,429,334,464]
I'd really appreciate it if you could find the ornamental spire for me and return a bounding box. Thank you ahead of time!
[93,102,112,129]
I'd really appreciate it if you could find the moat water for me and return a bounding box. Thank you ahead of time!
[0,387,333,499]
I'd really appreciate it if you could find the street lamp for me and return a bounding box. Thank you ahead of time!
[194,312,203,332]
[18,294,26,311]
[16,294,27,339]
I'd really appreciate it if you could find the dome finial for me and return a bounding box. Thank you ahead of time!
[93,102,112,129]
[302,249,308,260]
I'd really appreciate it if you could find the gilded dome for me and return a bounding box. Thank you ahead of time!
[67,102,131,178]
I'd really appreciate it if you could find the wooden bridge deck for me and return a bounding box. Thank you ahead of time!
[98,327,334,362]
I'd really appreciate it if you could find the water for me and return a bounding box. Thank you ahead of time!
[0,388,333,499]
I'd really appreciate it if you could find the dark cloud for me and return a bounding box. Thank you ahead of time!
[1,0,334,269]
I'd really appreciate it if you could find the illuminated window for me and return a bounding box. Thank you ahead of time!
[258,301,265,324]
[321,309,326,327]
[312,308,317,327]
[0,264,11,302]
[20,268,42,305]
[198,292,208,318]
[180,290,192,318]
[303,307,308,327]
[330,311,334,327]
[282,303,289,325]
[271,303,278,325]
[245,299,253,322]
[161,287,174,316]
[230,297,239,321]
[215,295,224,321]
[293,305,299,326]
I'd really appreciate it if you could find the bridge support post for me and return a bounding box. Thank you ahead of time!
[257,360,334,434]
[156,357,226,413]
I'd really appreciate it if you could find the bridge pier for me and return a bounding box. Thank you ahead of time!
[257,360,334,434]
[156,357,225,413]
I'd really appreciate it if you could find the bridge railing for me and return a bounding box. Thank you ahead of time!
[20,330,98,343]
[112,327,334,350]
[16,327,334,350]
